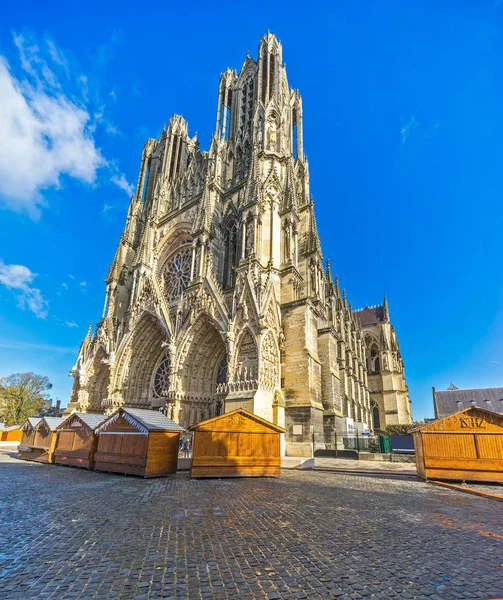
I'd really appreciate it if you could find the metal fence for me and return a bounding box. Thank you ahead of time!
[342,435,379,452]
[342,434,413,454]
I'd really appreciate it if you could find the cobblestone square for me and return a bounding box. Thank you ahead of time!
[1,452,502,599]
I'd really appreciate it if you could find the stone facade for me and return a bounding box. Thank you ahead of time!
[68,33,412,456]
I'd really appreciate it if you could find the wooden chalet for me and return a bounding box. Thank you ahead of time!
[1,424,22,442]
[189,408,285,478]
[94,408,185,477]
[18,417,64,463]
[54,413,107,469]
[18,418,42,459]
[411,406,503,483]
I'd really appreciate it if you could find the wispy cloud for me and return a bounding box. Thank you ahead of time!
[0,34,105,218]
[0,340,77,354]
[0,259,48,318]
[400,115,418,144]
[102,204,113,213]
[79,281,87,290]
[111,173,134,196]
[0,32,132,218]
[65,320,78,328]
[68,274,75,279]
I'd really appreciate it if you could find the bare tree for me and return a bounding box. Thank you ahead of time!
[0,373,52,426]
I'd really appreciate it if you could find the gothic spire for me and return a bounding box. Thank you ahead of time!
[192,163,215,235]
[244,144,262,207]
[134,218,153,268]
[281,158,298,214]
[304,200,321,255]
[326,259,334,296]
[383,294,390,321]
[105,240,124,285]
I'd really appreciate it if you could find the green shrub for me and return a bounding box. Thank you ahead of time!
[384,421,424,436]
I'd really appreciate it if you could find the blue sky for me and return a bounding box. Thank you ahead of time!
[1,0,502,419]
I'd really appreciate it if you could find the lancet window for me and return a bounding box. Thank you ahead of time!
[222,220,239,288]
[153,354,171,398]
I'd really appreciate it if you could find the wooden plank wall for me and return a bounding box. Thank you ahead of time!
[94,433,149,475]
[192,431,281,478]
[421,432,503,483]
[145,432,179,477]
[54,429,97,469]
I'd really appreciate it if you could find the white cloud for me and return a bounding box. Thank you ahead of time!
[79,281,87,289]
[102,204,112,213]
[61,282,68,289]
[111,173,134,196]
[400,115,418,144]
[68,274,75,279]
[0,33,132,217]
[65,320,78,328]
[0,259,48,318]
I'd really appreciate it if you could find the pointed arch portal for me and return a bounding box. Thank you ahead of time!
[177,319,227,428]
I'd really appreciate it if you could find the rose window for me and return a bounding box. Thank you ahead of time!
[163,248,192,303]
[153,354,171,398]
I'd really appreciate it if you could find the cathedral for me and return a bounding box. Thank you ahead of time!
[67,33,412,456]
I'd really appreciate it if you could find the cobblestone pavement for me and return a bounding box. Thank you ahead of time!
[1,452,502,600]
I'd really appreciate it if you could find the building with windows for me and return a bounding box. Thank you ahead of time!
[433,383,503,419]
[67,33,412,456]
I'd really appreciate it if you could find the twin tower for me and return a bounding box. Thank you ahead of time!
[68,33,412,456]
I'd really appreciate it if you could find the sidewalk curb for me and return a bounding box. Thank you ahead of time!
[429,480,503,502]
[313,467,417,478]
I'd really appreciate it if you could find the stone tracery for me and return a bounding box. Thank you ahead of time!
[162,247,192,303]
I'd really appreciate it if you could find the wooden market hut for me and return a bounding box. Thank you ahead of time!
[189,408,285,478]
[1,424,23,442]
[18,417,64,463]
[411,406,503,483]
[54,413,107,469]
[94,407,185,477]
[17,417,41,459]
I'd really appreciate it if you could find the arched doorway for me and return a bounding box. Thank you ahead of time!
[118,314,167,407]
[178,318,227,428]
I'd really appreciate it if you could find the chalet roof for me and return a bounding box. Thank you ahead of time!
[25,417,41,429]
[58,413,107,431]
[434,386,503,418]
[39,417,65,431]
[119,408,185,432]
[410,405,503,433]
[355,305,384,327]
[4,424,21,431]
[188,408,285,432]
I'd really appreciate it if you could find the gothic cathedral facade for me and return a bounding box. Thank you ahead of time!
[68,34,412,456]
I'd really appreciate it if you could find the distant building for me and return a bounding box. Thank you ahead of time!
[433,383,503,418]
[38,399,64,418]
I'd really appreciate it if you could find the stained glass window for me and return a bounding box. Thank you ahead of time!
[163,247,192,303]
[153,354,171,398]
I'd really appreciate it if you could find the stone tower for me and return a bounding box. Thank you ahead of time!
[355,297,412,430]
[67,33,412,456]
